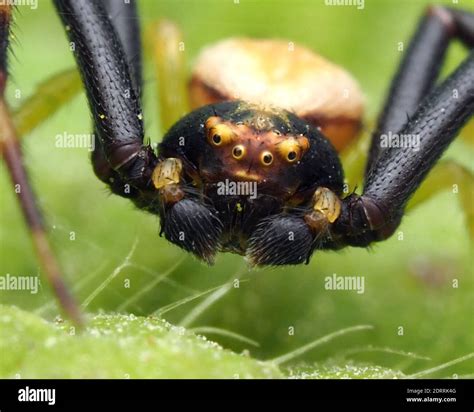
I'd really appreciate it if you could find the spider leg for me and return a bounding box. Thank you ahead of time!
[366,6,474,171]
[148,19,189,131]
[54,0,158,196]
[0,6,83,325]
[85,0,147,198]
[103,0,142,96]
[332,51,474,246]
[340,129,474,240]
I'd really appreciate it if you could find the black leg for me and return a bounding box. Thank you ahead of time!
[102,0,142,97]
[333,51,474,246]
[90,0,144,198]
[366,6,474,173]
[53,0,157,193]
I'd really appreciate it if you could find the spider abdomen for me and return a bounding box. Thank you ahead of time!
[189,38,365,151]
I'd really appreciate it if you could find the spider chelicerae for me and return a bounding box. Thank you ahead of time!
[0,1,473,325]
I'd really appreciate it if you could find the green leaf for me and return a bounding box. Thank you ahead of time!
[0,305,280,379]
[286,362,404,379]
[0,305,406,379]
[13,68,82,137]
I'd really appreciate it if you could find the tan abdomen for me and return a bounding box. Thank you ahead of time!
[189,38,364,152]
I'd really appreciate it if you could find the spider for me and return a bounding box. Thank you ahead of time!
[0,1,473,325]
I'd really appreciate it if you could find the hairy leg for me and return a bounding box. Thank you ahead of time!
[340,130,474,240]
[54,0,157,195]
[333,52,474,246]
[366,6,474,172]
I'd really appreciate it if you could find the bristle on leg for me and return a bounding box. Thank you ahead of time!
[161,198,223,264]
[246,215,314,266]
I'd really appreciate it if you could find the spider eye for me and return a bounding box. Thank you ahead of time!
[205,116,234,146]
[277,136,309,163]
[260,151,273,166]
[212,134,222,145]
[232,145,245,160]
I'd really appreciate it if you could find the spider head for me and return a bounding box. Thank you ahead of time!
[159,101,344,202]
[194,102,332,200]
[202,113,310,186]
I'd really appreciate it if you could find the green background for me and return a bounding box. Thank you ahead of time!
[0,0,473,377]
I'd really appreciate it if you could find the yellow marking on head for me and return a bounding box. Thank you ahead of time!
[234,170,261,181]
[235,101,292,131]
